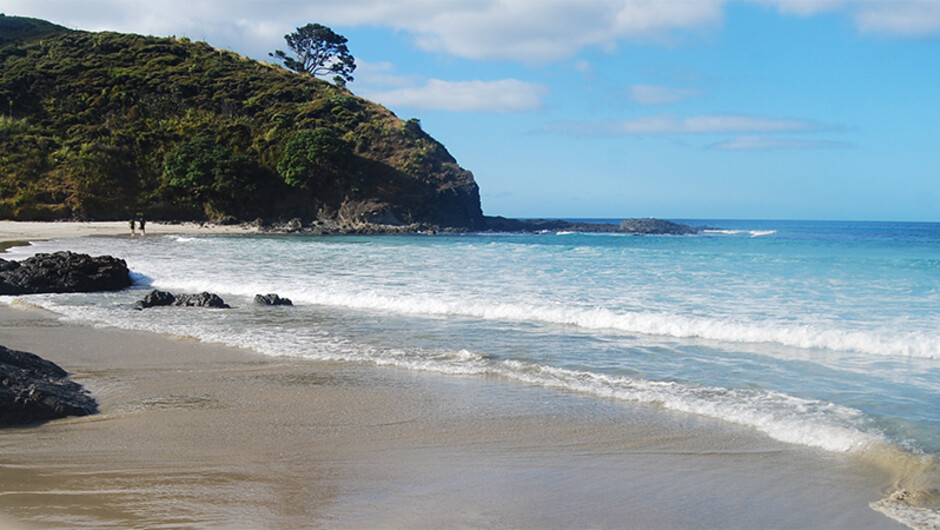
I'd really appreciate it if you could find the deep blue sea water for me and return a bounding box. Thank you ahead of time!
[3,219,938,525]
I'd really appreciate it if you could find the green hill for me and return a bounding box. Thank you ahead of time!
[0,15,484,230]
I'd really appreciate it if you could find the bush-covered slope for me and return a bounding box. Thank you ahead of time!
[0,15,484,230]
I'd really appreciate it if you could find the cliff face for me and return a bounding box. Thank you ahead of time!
[0,16,484,230]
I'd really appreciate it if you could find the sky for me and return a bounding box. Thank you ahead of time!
[3,1,939,221]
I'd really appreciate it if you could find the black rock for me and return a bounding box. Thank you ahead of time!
[174,292,231,309]
[135,289,177,309]
[135,289,231,309]
[0,344,99,426]
[254,293,293,306]
[0,251,131,295]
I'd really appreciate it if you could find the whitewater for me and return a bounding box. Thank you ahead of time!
[3,219,939,527]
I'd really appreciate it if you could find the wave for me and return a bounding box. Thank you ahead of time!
[136,275,940,359]
[11,296,882,454]
[299,342,883,453]
[704,229,777,237]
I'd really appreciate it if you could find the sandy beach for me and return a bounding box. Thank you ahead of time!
[0,220,257,249]
[0,223,906,528]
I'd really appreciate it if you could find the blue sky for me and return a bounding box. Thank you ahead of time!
[4,1,939,221]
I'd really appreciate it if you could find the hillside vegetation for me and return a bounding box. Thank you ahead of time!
[0,15,484,230]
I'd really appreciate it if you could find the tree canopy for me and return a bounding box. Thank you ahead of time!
[277,128,350,188]
[270,23,356,85]
[164,136,264,215]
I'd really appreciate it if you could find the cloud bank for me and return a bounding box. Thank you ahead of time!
[360,79,547,113]
[7,0,937,66]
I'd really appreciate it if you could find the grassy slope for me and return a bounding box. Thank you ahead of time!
[0,16,483,229]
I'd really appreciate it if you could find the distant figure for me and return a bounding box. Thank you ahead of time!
[129,218,136,237]
[139,216,146,236]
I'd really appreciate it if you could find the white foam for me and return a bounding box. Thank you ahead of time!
[154,282,936,359]
[493,360,879,453]
[871,491,940,530]
[704,229,777,237]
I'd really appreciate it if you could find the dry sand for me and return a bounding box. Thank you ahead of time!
[0,220,257,249]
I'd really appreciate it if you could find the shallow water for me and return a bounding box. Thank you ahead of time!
[4,219,939,526]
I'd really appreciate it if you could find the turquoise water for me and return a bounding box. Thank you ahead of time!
[4,219,939,524]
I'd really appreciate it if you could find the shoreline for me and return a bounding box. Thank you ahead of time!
[0,220,259,248]
[0,218,710,245]
[0,304,904,528]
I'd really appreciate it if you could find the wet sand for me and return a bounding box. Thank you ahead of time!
[0,302,904,528]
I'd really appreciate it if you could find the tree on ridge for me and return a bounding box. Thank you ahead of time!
[270,23,356,86]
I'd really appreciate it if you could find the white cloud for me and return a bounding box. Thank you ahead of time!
[751,0,940,37]
[361,79,547,113]
[710,136,852,150]
[629,84,702,105]
[5,0,937,71]
[540,114,829,136]
[854,1,940,37]
[748,0,848,17]
[308,0,726,61]
[3,0,726,63]
[353,61,420,88]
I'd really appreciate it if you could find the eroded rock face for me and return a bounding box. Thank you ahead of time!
[134,289,231,309]
[0,252,131,295]
[0,345,99,426]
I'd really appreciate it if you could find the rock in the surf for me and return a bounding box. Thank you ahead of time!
[135,289,177,308]
[0,344,99,426]
[135,289,231,309]
[0,251,131,295]
[254,293,293,306]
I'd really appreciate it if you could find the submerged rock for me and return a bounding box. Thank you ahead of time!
[0,344,99,426]
[254,293,293,306]
[0,251,131,295]
[135,289,231,309]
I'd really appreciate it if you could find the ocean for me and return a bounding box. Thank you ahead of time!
[3,219,938,527]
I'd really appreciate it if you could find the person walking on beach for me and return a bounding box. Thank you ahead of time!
[129,218,136,237]
[138,215,146,236]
